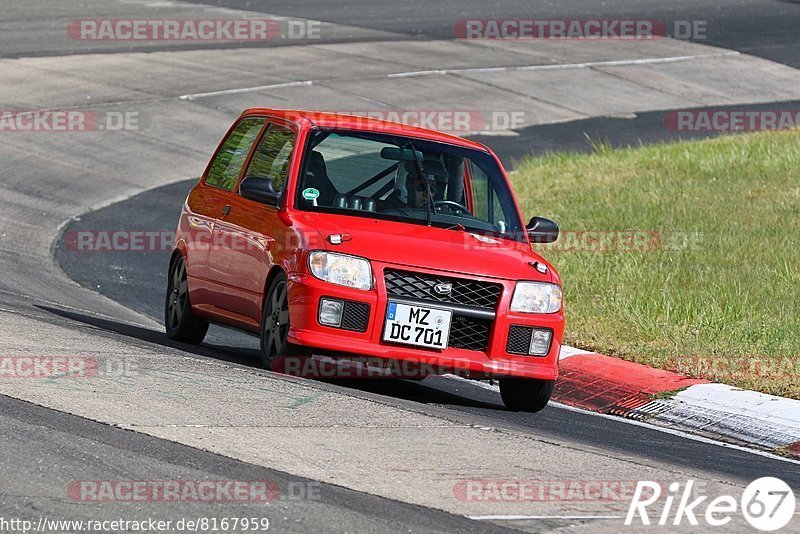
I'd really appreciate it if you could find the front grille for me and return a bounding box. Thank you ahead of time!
[448,316,491,352]
[384,269,502,309]
[341,301,370,332]
[507,325,533,355]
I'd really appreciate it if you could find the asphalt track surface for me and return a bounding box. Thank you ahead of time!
[6,0,800,68]
[181,0,800,67]
[0,395,510,534]
[5,0,800,532]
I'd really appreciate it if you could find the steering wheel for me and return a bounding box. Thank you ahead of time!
[434,200,470,215]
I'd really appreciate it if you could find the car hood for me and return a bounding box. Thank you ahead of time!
[296,212,557,283]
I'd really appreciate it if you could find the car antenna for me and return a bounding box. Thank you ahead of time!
[407,140,433,227]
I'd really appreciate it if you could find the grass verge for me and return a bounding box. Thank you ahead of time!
[511,130,800,399]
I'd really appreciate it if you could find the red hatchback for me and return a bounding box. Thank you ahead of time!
[165,109,564,412]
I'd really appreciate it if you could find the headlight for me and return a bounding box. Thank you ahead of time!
[510,282,562,313]
[308,251,373,291]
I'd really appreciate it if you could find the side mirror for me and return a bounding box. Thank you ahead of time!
[526,217,559,243]
[240,177,280,206]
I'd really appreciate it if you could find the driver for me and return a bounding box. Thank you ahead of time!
[380,159,448,211]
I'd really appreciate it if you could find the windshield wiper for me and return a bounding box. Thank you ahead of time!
[406,140,434,227]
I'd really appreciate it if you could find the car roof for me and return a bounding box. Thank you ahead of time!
[240,108,491,152]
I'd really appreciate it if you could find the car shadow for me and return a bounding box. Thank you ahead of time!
[36,305,261,365]
[328,377,502,410]
[35,305,501,411]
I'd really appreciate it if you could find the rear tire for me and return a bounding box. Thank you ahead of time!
[260,272,308,371]
[165,255,209,344]
[499,378,554,413]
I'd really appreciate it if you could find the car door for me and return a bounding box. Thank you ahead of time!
[208,119,299,326]
[183,117,266,308]
[198,117,266,312]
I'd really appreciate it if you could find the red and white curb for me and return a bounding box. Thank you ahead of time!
[553,346,800,458]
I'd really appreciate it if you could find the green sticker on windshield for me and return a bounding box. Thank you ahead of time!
[302,188,320,201]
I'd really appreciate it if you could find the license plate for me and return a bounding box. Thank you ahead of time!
[383,302,452,349]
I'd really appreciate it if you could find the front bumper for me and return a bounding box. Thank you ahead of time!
[285,263,563,380]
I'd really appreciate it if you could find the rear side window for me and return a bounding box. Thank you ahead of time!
[244,123,296,193]
[205,118,265,191]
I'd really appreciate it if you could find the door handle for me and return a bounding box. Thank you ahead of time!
[221,205,231,218]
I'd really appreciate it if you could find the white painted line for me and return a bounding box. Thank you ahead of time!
[387,51,741,78]
[469,130,521,137]
[560,344,595,360]
[388,69,449,78]
[179,80,313,100]
[469,514,622,521]
[178,51,740,100]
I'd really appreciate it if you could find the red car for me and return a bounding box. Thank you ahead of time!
[165,109,564,412]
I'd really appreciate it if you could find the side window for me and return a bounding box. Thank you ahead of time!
[471,162,490,220]
[205,118,265,191]
[244,123,296,192]
[469,162,506,228]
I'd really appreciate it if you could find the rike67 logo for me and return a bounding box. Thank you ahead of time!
[627,477,796,530]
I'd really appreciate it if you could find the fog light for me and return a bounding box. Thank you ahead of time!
[529,329,552,356]
[319,298,344,327]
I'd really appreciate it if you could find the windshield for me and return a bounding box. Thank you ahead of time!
[294,129,525,240]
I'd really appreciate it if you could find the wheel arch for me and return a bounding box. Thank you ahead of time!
[262,265,287,313]
[167,248,184,277]
[168,234,191,273]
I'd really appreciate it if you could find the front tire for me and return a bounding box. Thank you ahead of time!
[165,255,209,344]
[260,272,308,371]
[499,378,555,412]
